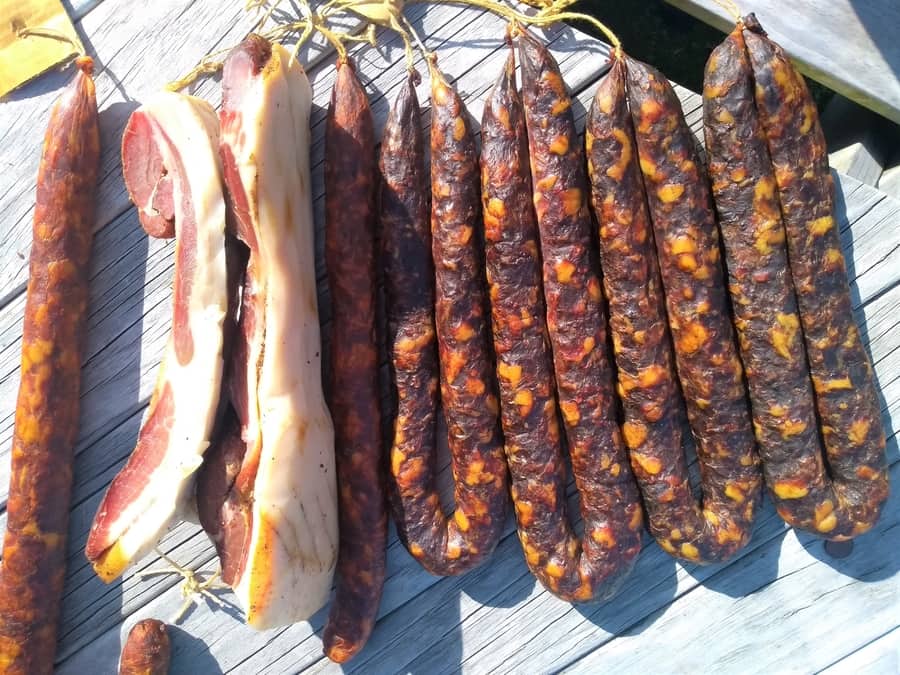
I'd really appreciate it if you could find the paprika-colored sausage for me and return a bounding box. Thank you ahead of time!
[118,619,170,675]
[323,58,386,663]
[623,55,762,562]
[0,57,99,675]
[741,16,888,537]
[383,70,507,575]
[517,30,642,599]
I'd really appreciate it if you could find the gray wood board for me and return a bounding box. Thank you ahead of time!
[665,0,900,125]
[0,1,898,672]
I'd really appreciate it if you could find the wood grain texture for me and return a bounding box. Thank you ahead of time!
[820,628,899,674]
[665,0,900,124]
[0,2,897,672]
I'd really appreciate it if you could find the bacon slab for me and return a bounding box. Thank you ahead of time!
[196,35,338,630]
[85,91,229,581]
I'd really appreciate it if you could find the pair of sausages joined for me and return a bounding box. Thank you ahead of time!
[385,68,508,575]
[0,57,99,675]
[501,31,642,600]
[587,54,761,563]
[323,59,387,663]
[703,17,888,539]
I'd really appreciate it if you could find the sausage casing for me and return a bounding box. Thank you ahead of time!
[0,57,99,675]
[742,17,888,537]
[384,71,507,575]
[323,59,386,662]
[623,56,762,562]
[118,619,170,675]
[517,32,642,600]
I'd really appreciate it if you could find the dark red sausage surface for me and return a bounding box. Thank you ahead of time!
[0,57,99,675]
[619,55,762,562]
[119,619,170,675]
[516,31,642,599]
[384,70,507,575]
[323,58,387,663]
[742,17,888,538]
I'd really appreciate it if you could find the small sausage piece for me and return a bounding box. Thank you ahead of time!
[743,16,888,538]
[383,71,507,575]
[517,31,642,600]
[0,57,99,675]
[119,619,170,675]
[624,56,762,562]
[323,58,386,663]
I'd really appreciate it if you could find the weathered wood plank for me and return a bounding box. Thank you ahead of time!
[63,0,103,21]
[560,464,900,674]
[664,0,900,124]
[879,162,900,201]
[820,628,899,674]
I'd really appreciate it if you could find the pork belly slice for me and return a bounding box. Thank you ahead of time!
[196,35,337,630]
[86,92,229,581]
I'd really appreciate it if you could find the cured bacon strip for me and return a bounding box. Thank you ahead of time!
[196,34,337,630]
[86,91,229,581]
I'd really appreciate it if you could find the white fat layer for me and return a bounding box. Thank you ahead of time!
[111,91,228,564]
[222,44,337,630]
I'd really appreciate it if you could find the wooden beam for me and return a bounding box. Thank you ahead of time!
[664,0,900,124]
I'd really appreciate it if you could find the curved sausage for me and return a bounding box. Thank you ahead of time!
[741,17,888,538]
[516,31,642,599]
[119,619,170,675]
[0,57,99,675]
[323,58,387,663]
[384,68,508,576]
[621,55,763,562]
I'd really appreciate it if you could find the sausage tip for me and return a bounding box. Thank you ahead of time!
[75,55,94,76]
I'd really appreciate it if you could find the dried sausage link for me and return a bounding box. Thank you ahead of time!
[704,27,826,538]
[118,619,170,675]
[623,56,762,562]
[517,31,642,600]
[0,57,99,675]
[383,72,507,575]
[589,57,711,563]
[742,17,888,538]
[323,59,386,663]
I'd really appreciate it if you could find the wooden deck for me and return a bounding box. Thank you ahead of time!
[664,0,900,125]
[0,1,898,672]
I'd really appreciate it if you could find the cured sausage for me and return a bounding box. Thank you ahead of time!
[703,25,826,539]
[516,31,642,599]
[620,55,762,562]
[385,67,508,575]
[379,73,442,571]
[118,619,170,675]
[737,17,889,537]
[0,57,99,675]
[323,58,386,663]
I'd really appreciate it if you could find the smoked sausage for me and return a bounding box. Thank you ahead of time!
[735,17,888,537]
[323,58,387,663]
[383,70,507,575]
[0,57,99,675]
[516,31,642,598]
[619,55,762,562]
[119,619,170,675]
